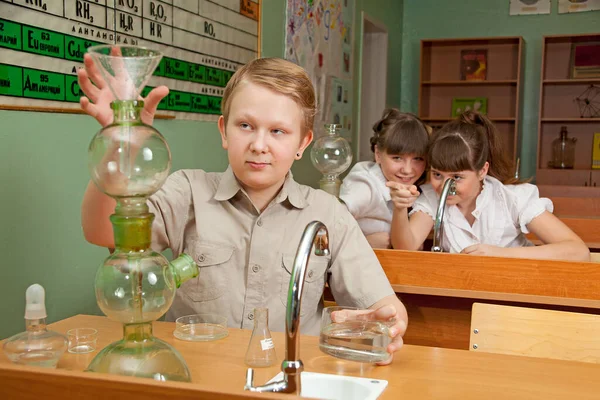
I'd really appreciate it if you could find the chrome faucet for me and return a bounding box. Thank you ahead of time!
[431,178,456,253]
[244,221,330,395]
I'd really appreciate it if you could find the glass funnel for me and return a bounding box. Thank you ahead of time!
[310,124,353,197]
[85,45,198,382]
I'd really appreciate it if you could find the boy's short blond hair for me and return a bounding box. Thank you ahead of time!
[221,58,317,134]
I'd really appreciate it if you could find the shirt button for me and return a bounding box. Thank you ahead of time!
[198,254,206,262]
[257,219,263,227]
[308,270,314,278]
[252,264,260,273]
[248,313,254,320]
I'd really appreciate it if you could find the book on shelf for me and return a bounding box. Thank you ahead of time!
[460,49,487,81]
[593,133,600,170]
[451,97,488,117]
[570,43,600,79]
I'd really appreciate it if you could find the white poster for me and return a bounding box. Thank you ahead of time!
[285,0,355,140]
[558,0,600,13]
[510,0,551,15]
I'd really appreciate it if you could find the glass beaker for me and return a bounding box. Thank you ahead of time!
[319,306,392,363]
[245,308,277,367]
[551,126,576,169]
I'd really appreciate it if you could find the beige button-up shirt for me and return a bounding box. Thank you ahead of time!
[148,167,395,335]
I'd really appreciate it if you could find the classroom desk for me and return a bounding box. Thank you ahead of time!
[375,249,600,350]
[2,315,600,399]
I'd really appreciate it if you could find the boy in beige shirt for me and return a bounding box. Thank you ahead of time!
[78,55,407,364]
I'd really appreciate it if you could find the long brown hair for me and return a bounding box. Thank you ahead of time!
[370,109,430,185]
[428,111,520,184]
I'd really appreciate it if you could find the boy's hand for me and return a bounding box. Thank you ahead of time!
[331,304,405,365]
[386,181,420,211]
[77,53,169,127]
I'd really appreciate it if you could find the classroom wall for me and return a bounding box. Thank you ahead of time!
[0,0,406,339]
[400,0,600,179]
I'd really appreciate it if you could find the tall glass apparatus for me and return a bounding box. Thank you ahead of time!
[310,124,353,197]
[84,45,198,382]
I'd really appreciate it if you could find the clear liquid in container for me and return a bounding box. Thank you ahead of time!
[319,321,391,363]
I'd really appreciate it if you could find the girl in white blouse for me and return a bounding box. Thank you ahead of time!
[390,112,590,261]
[340,109,429,249]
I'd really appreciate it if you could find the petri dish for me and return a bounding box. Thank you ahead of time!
[174,314,229,341]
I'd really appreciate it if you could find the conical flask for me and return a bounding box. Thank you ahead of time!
[85,44,198,382]
[245,308,277,367]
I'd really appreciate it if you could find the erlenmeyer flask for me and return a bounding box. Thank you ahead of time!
[245,308,277,367]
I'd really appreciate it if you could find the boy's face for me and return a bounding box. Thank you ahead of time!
[218,81,313,199]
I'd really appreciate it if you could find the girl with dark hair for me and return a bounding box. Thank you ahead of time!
[340,108,430,249]
[389,111,589,261]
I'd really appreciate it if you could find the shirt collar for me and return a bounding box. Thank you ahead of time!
[213,166,308,209]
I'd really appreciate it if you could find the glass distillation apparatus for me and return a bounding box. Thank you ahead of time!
[310,124,353,197]
[84,45,198,382]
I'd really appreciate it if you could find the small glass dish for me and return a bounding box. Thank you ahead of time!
[174,314,228,341]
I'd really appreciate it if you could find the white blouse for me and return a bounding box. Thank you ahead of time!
[339,161,393,236]
[409,176,554,253]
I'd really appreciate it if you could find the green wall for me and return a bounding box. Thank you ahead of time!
[400,0,599,179]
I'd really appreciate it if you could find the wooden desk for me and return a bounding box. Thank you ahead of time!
[376,249,600,350]
[2,315,600,399]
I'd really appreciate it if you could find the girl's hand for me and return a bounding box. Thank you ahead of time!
[365,232,391,249]
[77,53,169,127]
[386,181,420,211]
[461,244,503,257]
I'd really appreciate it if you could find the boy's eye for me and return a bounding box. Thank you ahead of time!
[272,129,285,135]
[240,123,251,129]
[432,172,441,178]
[453,175,462,181]
[414,157,425,162]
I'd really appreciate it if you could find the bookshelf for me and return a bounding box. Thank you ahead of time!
[418,37,524,164]
[536,34,600,188]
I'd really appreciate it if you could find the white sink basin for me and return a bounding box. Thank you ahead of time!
[267,371,388,400]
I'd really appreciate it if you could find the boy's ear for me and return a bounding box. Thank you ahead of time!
[218,116,228,150]
[297,130,313,157]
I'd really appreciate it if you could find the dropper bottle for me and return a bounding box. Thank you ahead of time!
[3,284,68,368]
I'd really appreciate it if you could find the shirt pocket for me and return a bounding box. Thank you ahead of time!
[279,254,330,316]
[184,242,234,302]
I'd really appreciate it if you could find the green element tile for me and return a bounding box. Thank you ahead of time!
[167,91,191,112]
[189,63,206,84]
[190,93,208,113]
[0,19,22,51]
[207,95,222,114]
[206,67,223,87]
[0,64,24,96]
[65,75,83,102]
[22,68,65,101]
[65,36,99,62]
[154,58,166,77]
[164,58,188,81]
[22,26,64,59]
[222,70,233,86]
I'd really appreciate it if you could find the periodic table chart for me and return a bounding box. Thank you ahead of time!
[0,0,260,120]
